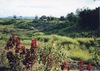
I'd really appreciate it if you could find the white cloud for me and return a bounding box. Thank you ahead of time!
[0,0,99,17]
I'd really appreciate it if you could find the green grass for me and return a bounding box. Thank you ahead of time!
[0,40,6,47]
[76,38,96,47]
[34,35,79,45]
[0,26,100,67]
[21,40,31,45]
[55,35,79,45]
[0,33,10,41]
[0,24,14,29]
[68,48,92,61]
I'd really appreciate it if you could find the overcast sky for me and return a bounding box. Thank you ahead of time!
[0,0,100,17]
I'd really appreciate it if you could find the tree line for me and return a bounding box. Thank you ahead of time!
[0,7,99,37]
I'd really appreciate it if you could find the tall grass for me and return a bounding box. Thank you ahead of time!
[68,48,92,61]
[21,40,31,46]
[34,35,79,45]
[55,35,79,45]
[76,38,96,47]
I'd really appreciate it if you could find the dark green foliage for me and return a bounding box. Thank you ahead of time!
[59,16,65,21]
[40,15,47,21]
[79,7,99,30]
[66,12,79,23]
[14,20,32,29]
[16,23,29,29]
[0,19,15,25]
[69,56,81,60]
[0,7,99,37]
[13,15,17,19]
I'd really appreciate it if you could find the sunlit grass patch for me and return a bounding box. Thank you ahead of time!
[55,35,79,45]
[0,40,6,47]
[21,40,31,46]
[35,35,51,42]
[0,33,10,41]
[76,38,96,47]
[68,48,92,61]
[0,24,14,29]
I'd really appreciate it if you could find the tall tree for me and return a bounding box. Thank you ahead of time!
[79,7,99,30]
[59,16,65,21]
[13,15,17,19]
[66,12,79,24]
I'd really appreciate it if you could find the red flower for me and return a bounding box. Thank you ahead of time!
[9,34,15,41]
[87,63,93,70]
[15,45,26,54]
[6,40,12,47]
[26,55,31,59]
[61,61,67,70]
[15,47,20,53]
[31,38,37,48]
[20,46,25,50]
[16,36,21,46]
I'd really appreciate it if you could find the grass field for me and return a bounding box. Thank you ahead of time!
[0,24,100,71]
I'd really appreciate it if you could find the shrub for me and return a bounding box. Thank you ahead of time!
[35,35,51,42]
[56,35,79,45]
[0,19,15,25]
[77,38,96,47]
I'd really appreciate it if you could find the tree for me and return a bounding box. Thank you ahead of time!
[19,16,22,19]
[34,15,38,20]
[47,16,55,21]
[79,7,99,30]
[13,15,17,19]
[66,12,79,23]
[65,12,79,26]
[59,16,65,21]
[40,15,47,20]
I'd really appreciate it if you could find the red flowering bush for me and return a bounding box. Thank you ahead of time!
[86,63,93,71]
[16,36,21,47]
[61,61,67,70]
[5,34,16,50]
[4,35,94,71]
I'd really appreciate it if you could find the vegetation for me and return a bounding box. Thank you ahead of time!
[0,7,100,71]
[0,7,99,37]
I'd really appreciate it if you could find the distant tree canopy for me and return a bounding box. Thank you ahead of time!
[0,19,15,25]
[66,12,78,22]
[59,16,65,21]
[79,7,99,30]
[13,15,17,19]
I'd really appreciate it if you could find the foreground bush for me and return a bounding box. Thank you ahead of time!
[0,35,99,71]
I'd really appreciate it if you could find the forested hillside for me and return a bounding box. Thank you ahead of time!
[0,7,99,37]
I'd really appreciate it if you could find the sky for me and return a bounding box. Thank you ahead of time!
[0,0,100,17]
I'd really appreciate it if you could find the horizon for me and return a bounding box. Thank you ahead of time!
[0,0,100,17]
